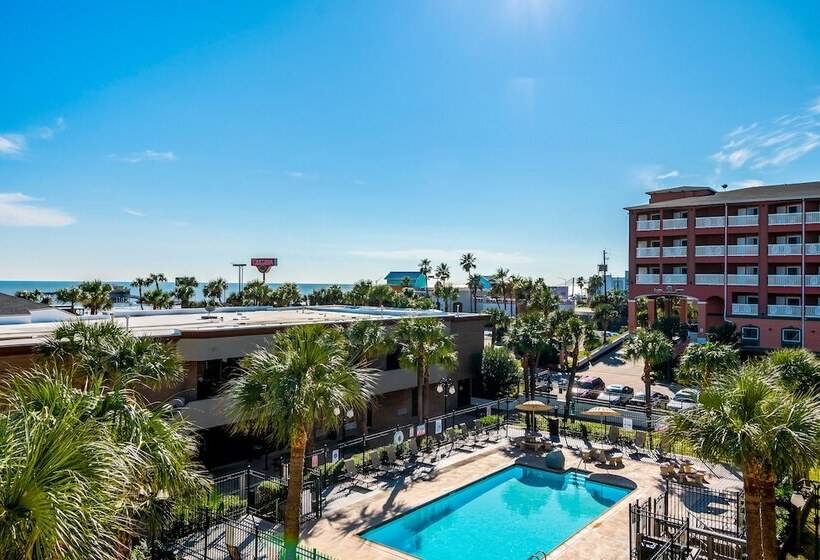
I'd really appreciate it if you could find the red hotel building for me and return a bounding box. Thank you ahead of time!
[626,181,820,351]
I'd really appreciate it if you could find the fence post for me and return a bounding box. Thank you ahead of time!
[203,508,210,560]
[254,524,259,560]
[664,478,669,518]
[245,465,251,515]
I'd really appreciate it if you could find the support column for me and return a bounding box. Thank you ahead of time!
[628,299,637,332]
[697,301,708,337]
[679,297,689,323]
[647,299,657,326]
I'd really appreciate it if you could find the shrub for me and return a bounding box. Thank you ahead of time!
[477,414,502,427]
[255,480,286,513]
[481,347,522,398]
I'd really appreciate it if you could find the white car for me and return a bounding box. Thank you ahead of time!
[595,384,634,405]
[667,388,700,411]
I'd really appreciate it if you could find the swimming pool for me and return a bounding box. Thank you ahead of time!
[362,465,632,560]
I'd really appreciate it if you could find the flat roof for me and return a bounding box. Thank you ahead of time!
[626,180,820,211]
[0,305,483,351]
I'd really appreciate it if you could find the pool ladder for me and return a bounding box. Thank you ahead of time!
[528,552,548,560]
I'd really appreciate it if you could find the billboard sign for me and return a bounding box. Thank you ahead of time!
[251,257,278,275]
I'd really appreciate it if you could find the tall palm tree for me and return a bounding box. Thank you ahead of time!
[765,347,820,394]
[242,279,271,306]
[204,277,229,305]
[131,277,151,310]
[394,317,458,419]
[593,302,618,343]
[677,341,739,387]
[418,258,432,297]
[576,277,586,302]
[486,307,510,344]
[467,274,482,313]
[143,288,174,310]
[623,329,672,445]
[556,316,591,420]
[667,365,820,560]
[55,286,83,313]
[505,314,549,411]
[148,272,167,291]
[435,262,450,285]
[368,284,393,307]
[78,280,113,315]
[529,283,560,319]
[459,252,476,282]
[586,275,603,303]
[492,268,509,311]
[346,320,393,362]
[223,325,374,559]
[174,277,199,308]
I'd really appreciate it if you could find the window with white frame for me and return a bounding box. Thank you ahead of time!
[740,326,759,342]
[782,328,801,344]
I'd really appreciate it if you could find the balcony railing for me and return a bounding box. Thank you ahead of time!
[732,303,758,315]
[768,275,802,287]
[695,245,725,257]
[662,246,687,257]
[662,218,688,230]
[807,306,820,318]
[728,274,758,286]
[768,304,802,317]
[696,216,725,228]
[636,274,660,284]
[807,275,820,287]
[768,213,803,225]
[806,243,820,255]
[769,243,802,256]
[728,215,758,227]
[727,244,759,256]
[695,274,724,285]
[636,220,660,231]
[806,211,820,224]
[662,274,687,285]
[636,247,660,258]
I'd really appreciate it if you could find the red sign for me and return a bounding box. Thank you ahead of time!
[251,258,278,267]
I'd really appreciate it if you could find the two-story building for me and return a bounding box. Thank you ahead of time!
[626,181,820,351]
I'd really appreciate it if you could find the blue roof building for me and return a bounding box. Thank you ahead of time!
[384,271,427,290]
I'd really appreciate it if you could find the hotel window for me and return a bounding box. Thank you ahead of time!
[776,204,801,214]
[775,266,801,276]
[671,210,688,219]
[737,265,758,275]
[737,236,758,246]
[740,326,759,343]
[737,295,758,305]
[782,328,801,345]
[775,296,801,306]
[737,207,759,216]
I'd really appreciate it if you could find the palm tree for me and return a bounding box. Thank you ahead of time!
[204,277,229,305]
[435,262,450,285]
[467,274,482,313]
[677,341,739,387]
[623,329,672,445]
[556,316,591,420]
[55,286,83,313]
[491,268,509,311]
[78,280,113,315]
[505,314,549,407]
[765,347,820,394]
[222,325,374,558]
[529,283,560,319]
[460,252,476,283]
[394,317,458,419]
[593,302,618,343]
[576,277,586,302]
[346,320,393,361]
[486,307,510,344]
[368,284,393,307]
[667,364,820,559]
[131,277,151,310]
[174,277,199,308]
[242,279,271,306]
[143,288,174,310]
[148,272,167,291]
[441,284,459,312]
[586,275,603,303]
[418,258,432,297]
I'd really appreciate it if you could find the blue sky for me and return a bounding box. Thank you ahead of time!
[1,1,819,284]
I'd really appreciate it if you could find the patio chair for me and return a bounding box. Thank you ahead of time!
[633,430,647,452]
[385,445,404,471]
[407,437,420,461]
[342,458,363,489]
[595,449,608,465]
[227,544,242,560]
[656,435,672,461]
[581,448,594,462]
[471,421,487,447]
[607,426,620,446]
[369,450,390,474]
[659,463,674,478]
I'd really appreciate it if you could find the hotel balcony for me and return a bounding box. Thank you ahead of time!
[806,212,820,224]
[807,243,820,256]
[636,247,660,258]
[769,243,802,256]
[695,274,724,285]
[768,213,802,226]
[662,246,687,258]
[636,274,660,284]
[662,274,687,285]
[732,303,758,315]
[662,218,688,230]
[695,245,725,257]
[728,215,758,227]
[728,274,758,286]
[727,245,759,256]
[696,216,725,228]
[636,220,660,231]
[807,306,820,318]
[768,304,802,317]
[807,275,820,287]
[768,275,802,287]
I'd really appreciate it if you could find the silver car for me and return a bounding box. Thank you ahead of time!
[595,384,634,405]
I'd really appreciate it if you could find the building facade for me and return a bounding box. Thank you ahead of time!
[625,181,820,351]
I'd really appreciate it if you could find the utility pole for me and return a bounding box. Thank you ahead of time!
[232,263,246,295]
[598,250,609,301]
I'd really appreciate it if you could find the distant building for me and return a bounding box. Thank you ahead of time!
[592,273,629,295]
[384,271,427,291]
[0,293,74,325]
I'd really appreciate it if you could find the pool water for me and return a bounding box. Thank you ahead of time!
[362,466,632,560]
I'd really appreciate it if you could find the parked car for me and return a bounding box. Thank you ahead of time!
[571,376,606,399]
[667,388,700,411]
[596,384,634,405]
[627,391,670,409]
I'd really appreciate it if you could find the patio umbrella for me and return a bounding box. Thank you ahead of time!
[515,400,554,433]
[584,406,621,445]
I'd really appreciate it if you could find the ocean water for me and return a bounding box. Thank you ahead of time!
[362,466,631,560]
[0,280,350,306]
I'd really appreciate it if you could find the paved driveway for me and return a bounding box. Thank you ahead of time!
[583,348,679,398]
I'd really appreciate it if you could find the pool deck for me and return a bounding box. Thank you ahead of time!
[298,437,743,560]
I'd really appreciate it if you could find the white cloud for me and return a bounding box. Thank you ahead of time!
[286,171,305,179]
[35,117,65,140]
[635,165,682,189]
[0,193,75,227]
[347,248,535,265]
[109,150,177,163]
[0,134,26,156]
[734,179,765,188]
[655,170,679,180]
[0,118,65,157]
[809,96,820,115]
[751,133,820,169]
[123,207,145,217]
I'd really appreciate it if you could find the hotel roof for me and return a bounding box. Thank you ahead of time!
[626,181,820,211]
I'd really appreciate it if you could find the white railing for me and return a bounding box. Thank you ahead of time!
[806,211,820,224]
[806,306,820,318]
[636,247,660,258]
[769,243,802,256]
[695,245,725,257]
[728,214,758,226]
[662,246,687,257]
[662,218,688,230]
[768,305,802,317]
[728,274,758,286]
[727,244,759,256]
[768,275,802,287]
[768,213,802,225]
[805,275,820,287]
[732,303,758,315]
[696,216,725,228]
[806,243,820,255]
[636,220,660,231]
[662,274,687,285]
[636,274,660,284]
[695,274,724,285]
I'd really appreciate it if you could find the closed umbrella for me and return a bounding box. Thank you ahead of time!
[585,406,621,445]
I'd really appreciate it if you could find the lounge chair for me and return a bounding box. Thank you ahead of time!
[659,463,674,478]
[369,450,390,474]
[407,437,420,461]
[342,458,363,489]
[607,426,620,446]
[656,435,672,461]
[385,445,404,471]
[633,430,647,452]
[471,421,487,447]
